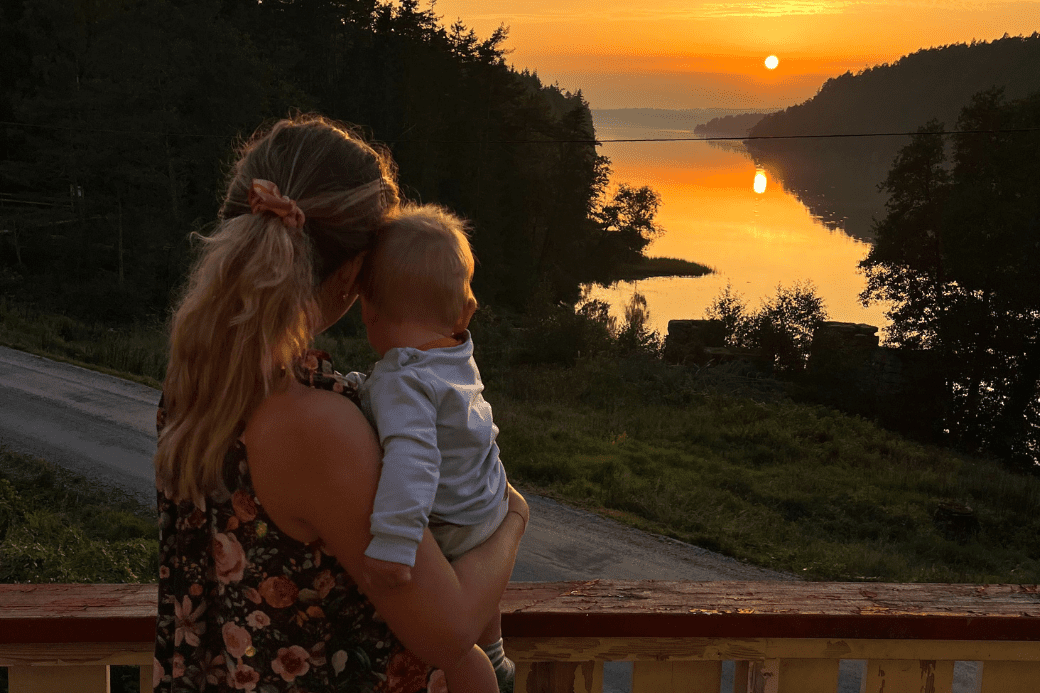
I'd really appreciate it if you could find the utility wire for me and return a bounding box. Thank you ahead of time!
[3,119,1040,143]
[595,127,1040,142]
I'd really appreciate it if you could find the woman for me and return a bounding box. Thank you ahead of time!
[153,115,528,692]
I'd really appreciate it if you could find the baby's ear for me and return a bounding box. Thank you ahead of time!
[454,298,478,333]
[339,252,367,295]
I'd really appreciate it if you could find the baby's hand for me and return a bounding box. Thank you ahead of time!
[362,556,413,590]
[426,669,448,693]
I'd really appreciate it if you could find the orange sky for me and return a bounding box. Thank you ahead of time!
[425,0,1040,109]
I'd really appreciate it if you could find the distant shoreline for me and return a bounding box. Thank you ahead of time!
[614,256,714,281]
[591,107,777,133]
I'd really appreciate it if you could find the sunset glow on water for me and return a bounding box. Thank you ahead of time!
[585,129,892,336]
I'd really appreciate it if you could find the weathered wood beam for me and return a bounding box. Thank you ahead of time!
[4,581,1038,645]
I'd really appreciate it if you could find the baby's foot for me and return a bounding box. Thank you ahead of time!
[494,657,515,693]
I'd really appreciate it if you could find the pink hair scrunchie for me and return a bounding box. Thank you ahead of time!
[248,179,306,230]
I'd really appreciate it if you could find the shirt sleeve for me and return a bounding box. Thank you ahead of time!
[363,368,441,567]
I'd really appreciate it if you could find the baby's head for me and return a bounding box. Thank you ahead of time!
[359,203,477,345]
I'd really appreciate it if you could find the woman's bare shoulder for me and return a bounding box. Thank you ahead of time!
[251,380,369,438]
[246,380,380,478]
[244,379,380,546]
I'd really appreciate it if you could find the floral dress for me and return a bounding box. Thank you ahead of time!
[153,352,429,693]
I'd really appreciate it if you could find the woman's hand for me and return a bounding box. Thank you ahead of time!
[505,483,529,533]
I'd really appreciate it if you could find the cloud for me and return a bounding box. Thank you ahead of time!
[697,1,852,17]
[641,1,1031,20]
[442,1,1037,23]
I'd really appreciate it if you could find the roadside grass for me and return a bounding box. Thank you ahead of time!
[0,448,159,584]
[1,303,1038,583]
[0,297,166,388]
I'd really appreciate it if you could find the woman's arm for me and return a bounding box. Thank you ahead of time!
[245,385,527,669]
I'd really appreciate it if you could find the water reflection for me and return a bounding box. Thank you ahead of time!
[754,170,767,194]
[587,126,891,336]
[746,138,889,243]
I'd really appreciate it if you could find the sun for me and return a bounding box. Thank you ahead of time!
[765,55,779,70]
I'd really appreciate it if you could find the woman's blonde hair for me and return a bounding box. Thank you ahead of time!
[360,203,477,329]
[156,115,399,505]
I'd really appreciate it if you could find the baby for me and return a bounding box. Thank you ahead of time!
[349,204,515,693]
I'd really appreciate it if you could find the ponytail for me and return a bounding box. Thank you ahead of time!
[155,115,399,504]
[156,214,316,505]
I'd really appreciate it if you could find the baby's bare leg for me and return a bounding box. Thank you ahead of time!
[478,612,502,646]
[478,612,514,693]
[440,644,497,693]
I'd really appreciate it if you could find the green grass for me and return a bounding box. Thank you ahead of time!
[486,357,1040,583]
[0,297,166,388]
[0,452,155,693]
[1,302,1038,584]
[0,448,159,584]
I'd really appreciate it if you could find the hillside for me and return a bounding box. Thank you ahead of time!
[592,108,752,133]
[752,35,1040,138]
[694,112,771,137]
[746,34,1040,241]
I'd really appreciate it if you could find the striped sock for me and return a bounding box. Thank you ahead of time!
[481,638,515,693]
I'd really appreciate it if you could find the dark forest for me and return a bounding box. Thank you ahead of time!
[0,0,659,322]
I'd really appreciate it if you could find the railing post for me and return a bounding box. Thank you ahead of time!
[979,661,1040,693]
[632,660,721,693]
[749,660,777,693]
[8,664,110,693]
[864,659,955,693]
[514,660,603,693]
[775,659,841,693]
[140,663,153,692]
[733,661,750,693]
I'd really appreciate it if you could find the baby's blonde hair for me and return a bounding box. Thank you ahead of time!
[361,204,476,330]
[156,115,399,505]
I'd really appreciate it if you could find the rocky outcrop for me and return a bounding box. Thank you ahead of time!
[663,319,767,368]
[807,322,946,439]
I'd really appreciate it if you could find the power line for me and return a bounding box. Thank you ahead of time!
[595,127,1040,143]
[0,120,234,140]
[2,119,1039,143]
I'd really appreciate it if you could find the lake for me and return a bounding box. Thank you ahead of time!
[585,123,893,339]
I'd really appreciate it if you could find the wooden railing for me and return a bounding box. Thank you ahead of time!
[2,581,1039,692]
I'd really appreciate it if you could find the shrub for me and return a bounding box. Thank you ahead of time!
[706,281,827,373]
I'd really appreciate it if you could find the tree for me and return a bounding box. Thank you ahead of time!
[590,183,663,283]
[596,185,662,260]
[860,120,950,350]
[861,89,1040,467]
[944,89,1040,462]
